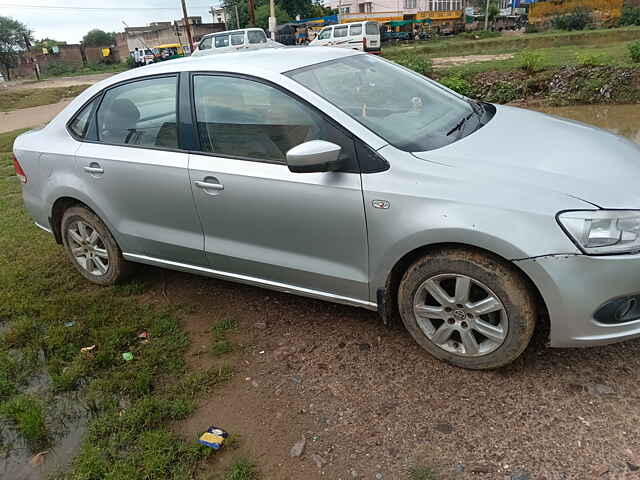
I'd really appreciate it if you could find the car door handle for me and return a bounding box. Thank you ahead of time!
[194,178,224,193]
[83,163,104,174]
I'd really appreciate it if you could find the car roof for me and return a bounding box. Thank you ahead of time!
[103,47,361,83]
[202,27,264,38]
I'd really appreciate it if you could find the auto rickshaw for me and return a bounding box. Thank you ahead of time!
[152,43,185,61]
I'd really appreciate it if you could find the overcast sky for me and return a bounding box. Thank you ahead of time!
[2,1,220,43]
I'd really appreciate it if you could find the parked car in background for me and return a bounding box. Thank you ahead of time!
[309,21,381,53]
[13,48,640,370]
[191,28,279,56]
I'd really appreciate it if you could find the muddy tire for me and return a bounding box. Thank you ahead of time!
[61,206,132,285]
[398,247,537,370]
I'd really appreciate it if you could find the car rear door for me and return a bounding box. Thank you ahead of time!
[73,74,206,266]
[186,73,370,302]
[364,21,381,52]
[347,23,364,51]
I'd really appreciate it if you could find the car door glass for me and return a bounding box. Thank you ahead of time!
[318,29,331,40]
[247,30,267,44]
[96,76,178,148]
[215,35,230,48]
[334,26,348,38]
[200,37,212,50]
[231,33,245,46]
[365,22,379,34]
[349,24,362,35]
[68,97,98,139]
[193,75,357,168]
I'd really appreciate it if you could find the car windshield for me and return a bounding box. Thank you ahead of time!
[286,55,486,152]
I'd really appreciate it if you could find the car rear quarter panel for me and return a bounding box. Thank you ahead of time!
[364,146,584,300]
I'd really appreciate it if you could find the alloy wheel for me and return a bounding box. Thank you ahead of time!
[66,220,109,276]
[413,273,508,357]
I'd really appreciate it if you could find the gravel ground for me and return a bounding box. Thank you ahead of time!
[137,267,640,480]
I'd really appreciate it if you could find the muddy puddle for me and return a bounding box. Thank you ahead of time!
[0,352,90,480]
[536,103,640,144]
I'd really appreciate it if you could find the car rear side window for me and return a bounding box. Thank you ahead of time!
[199,37,213,50]
[349,24,362,35]
[192,75,357,169]
[365,22,379,35]
[215,35,230,48]
[247,30,267,44]
[96,76,178,149]
[68,97,98,139]
[334,26,348,38]
[231,32,245,45]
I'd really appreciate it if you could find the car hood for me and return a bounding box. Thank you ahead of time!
[413,104,640,209]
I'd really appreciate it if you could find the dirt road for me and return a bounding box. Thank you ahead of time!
[432,53,514,68]
[0,99,72,133]
[133,268,640,480]
[1,73,114,92]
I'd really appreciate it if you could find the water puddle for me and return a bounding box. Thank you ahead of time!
[535,104,640,144]
[0,352,90,480]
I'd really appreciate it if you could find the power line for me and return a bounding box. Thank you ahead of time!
[0,3,211,10]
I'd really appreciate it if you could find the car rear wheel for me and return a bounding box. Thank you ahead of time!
[61,206,132,285]
[398,247,537,370]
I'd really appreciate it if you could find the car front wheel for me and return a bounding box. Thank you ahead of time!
[398,247,537,370]
[61,206,131,285]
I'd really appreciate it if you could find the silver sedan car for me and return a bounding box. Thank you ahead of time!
[13,48,640,369]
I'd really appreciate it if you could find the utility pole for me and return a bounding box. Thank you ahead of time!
[247,0,256,26]
[235,4,240,28]
[484,0,490,30]
[268,0,276,39]
[181,0,195,53]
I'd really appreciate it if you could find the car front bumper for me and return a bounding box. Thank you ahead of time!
[515,253,640,347]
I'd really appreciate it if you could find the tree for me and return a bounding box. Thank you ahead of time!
[82,29,116,47]
[255,3,291,30]
[0,16,32,81]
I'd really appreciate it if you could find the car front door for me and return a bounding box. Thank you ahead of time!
[314,27,333,46]
[187,74,370,302]
[74,74,206,266]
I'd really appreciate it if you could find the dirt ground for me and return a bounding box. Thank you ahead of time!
[432,54,514,68]
[1,73,114,92]
[135,267,640,480]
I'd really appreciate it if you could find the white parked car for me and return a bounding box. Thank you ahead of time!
[191,28,280,56]
[310,21,381,54]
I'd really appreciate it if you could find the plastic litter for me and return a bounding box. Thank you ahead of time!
[122,352,134,361]
[64,321,75,327]
[198,426,228,450]
[80,345,95,353]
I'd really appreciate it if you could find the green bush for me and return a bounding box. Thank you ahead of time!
[46,62,76,76]
[630,41,640,63]
[488,82,519,103]
[576,52,607,66]
[439,74,474,97]
[619,6,640,26]
[552,7,591,31]
[525,23,539,33]
[516,50,545,73]
[394,54,432,75]
[459,30,501,40]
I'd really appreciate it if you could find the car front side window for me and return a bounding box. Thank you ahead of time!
[199,37,213,50]
[318,29,331,40]
[96,76,178,149]
[192,75,356,168]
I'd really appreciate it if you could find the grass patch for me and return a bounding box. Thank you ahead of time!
[0,85,90,112]
[210,318,238,357]
[0,394,47,444]
[0,127,233,476]
[407,465,436,480]
[42,62,128,79]
[225,457,259,480]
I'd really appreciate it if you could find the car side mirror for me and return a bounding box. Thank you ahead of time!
[286,140,342,173]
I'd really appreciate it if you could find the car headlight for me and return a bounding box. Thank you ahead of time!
[557,210,640,254]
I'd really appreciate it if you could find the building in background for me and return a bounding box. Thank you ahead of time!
[209,6,228,24]
[328,0,467,31]
[115,16,226,60]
